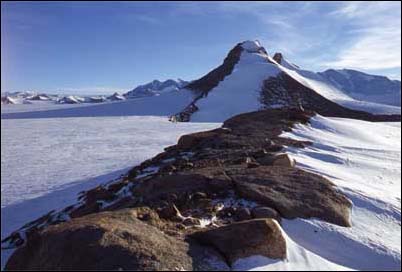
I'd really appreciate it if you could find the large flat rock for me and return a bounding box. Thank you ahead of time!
[229,166,352,227]
[190,219,286,265]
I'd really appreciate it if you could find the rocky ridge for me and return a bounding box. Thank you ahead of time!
[3,108,353,270]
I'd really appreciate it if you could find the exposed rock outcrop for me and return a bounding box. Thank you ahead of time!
[261,72,401,122]
[190,219,287,265]
[5,209,227,271]
[3,108,353,270]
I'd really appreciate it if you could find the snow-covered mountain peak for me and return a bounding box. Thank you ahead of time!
[124,78,189,99]
[239,40,268,55]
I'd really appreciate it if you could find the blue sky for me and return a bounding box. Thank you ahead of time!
[1,1,401,94]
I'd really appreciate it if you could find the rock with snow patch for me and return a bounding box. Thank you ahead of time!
[5,209,226,270]
[190,219,286,265]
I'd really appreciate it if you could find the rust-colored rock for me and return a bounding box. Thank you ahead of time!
[230,166,352,227]
[190,219,287,265]
[5,209,225,271]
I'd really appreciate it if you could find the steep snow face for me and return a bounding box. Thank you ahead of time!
[280,116,401,270]
[124,79,188,98]
[320,69,401,107]
[190,45,280,122]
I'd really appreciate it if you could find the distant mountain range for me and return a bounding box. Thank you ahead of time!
[1,79,188,105]
[124,79,188,99]
[2,40,400,122]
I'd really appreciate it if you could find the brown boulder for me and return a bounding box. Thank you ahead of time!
[252,206,281,222]
[230,166,351,227]
[157,203,182,221]
[190,219,286,265]
[272,153,295,167]
[177,129,221,150]
[234,207,252,221]
[133,172,232,203]
[5,209,224,271]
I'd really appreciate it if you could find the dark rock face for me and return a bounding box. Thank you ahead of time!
[261,72,401,122]
[5,209,226,271]
[190,219,287,265]
[273,52,283,64]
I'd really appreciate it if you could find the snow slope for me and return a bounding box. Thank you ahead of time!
[233,225,352,271]
[231,116,401,271]
[276,116,401,270]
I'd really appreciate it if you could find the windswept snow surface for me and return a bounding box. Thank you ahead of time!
[276,116,401,270]
[233,222,352,271]
[1,116,220,268]
[233,116,400,271]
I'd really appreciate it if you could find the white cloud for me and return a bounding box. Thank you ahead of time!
[326,1,401,71]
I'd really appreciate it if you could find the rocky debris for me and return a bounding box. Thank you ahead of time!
[183,217,202,226]
[251,206,281,222]
[157,203,182,220]
[5,209,227,271]
[190,219,287,265]
[170,102,199,122]
[3,108,354,269]
[230,166,352,227]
